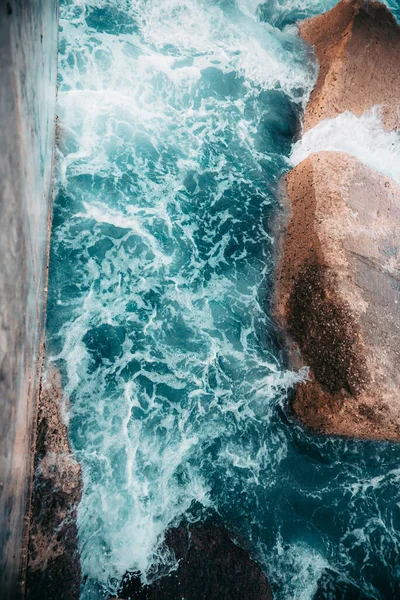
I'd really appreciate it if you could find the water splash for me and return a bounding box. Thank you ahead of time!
[51,1,316,596]
[291,108,400,183]
[49,1,400,599]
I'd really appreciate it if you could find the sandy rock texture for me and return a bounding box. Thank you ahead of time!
[26,365,82,600]
[300,0,400,132]
[276,151,400,440]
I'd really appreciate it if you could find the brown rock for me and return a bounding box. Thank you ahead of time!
[117,521,273,600]
[26,365,82,600]
[276,151,400,440]
[299,0,400,132]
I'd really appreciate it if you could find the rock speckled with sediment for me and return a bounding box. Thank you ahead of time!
[276,151,400,440]
[26,365,82,600]
[300,0,400,131]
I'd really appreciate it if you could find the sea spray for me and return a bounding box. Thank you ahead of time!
[291,108,400,183]
[257,0,400,28]
[257,0,337,27]
[49,1,400,599]
[51,1,316,596]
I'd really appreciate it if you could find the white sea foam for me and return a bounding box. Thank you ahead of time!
[268,538,330,600]
[52,1,365,599]
[256,0,337,27]
[54,1,319,595]
[291,108,400,183]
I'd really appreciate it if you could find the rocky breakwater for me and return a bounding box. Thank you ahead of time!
[275,0,400,440]
[26,365,82,600]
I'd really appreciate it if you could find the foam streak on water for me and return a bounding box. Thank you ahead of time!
[49,1,400,599]
[291,108,400,183]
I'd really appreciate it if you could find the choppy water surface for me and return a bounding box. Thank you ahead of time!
[48,1,400,598]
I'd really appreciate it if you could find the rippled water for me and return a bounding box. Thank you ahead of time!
[48,1,400,599]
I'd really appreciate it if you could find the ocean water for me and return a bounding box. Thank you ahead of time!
[47,1,400,599]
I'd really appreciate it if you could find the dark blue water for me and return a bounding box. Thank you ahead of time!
[48,1,400,598]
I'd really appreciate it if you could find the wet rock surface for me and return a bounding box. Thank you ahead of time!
[26,365,82,600]
[299,0,400,132]
[117,521,272,600]
[276,151,400,440]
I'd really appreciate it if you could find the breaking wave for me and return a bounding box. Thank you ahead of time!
[292,108,400,183]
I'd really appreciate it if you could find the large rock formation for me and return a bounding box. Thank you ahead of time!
[276,151,400,440]
[26,366,82,600]
[300,0,400,131]
[117,521,272,600]
[274,0,400,440]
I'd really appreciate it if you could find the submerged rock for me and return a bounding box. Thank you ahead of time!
[313,569,373,599]
[300,0,400,132]
[117,521,272,600]
[26,365,82,600]
[276,151,400,440]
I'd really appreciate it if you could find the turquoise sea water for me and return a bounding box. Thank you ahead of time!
[48,1,400,598]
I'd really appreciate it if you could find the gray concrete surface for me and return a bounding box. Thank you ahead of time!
[0,1,58,597]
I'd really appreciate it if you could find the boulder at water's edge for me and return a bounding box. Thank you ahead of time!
[118,521,273,600]
[26,366,82,600]
[276,151,400,440]
[300,0,400,132]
